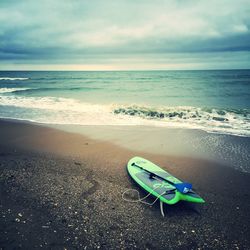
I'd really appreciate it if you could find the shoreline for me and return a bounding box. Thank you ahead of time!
[1,117,249,173]
[0,119,250,249]
[2,115,250,138]
[0,118,250,173]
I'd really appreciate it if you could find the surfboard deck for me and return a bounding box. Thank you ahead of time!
[127,156,205,205]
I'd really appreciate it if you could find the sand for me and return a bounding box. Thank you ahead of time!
[0,119,250,249]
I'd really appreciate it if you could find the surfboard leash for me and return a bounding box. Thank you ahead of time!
[121,184,168,216]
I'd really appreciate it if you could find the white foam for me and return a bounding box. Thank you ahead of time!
[0,88,31,94]
[0,77,29,81]
[113,105,250,137]
[0,95,103,111]
[0,95,249,136]
[0,95,146,126]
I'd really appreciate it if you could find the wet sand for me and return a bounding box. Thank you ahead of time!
[0,119,250,249]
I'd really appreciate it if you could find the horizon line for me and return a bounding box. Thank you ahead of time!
[1,68,250,72]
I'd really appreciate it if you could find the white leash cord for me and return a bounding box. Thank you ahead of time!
[122,186,166,206]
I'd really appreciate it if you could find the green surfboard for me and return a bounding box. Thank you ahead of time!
[127,156,205,205]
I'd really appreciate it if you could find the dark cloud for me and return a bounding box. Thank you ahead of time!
[0,0,249,69]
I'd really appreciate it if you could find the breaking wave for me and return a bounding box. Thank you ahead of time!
[113,105,250,136]
[0,88,31,94]
[0,77,29,81]
[0,94,249,136]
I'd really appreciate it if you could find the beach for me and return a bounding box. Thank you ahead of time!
[0,119,250,249]
[1,0,250,248]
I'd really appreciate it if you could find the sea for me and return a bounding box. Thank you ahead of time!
[0,70,249,137]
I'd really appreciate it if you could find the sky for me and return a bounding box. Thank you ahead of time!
[0,0,250,70]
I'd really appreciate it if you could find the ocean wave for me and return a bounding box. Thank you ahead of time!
[0,96,141,126]
[0,88,31,94]
[113,105,250,136]
[0,95,97,111]
[113,105,250,118]
[0,95,249,136]
[0,86,102,95]
[33,86,101,92]
[0,77,29,81]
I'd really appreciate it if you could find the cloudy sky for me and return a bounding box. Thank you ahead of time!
[0,0,250,70]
